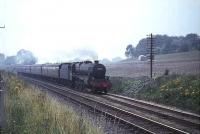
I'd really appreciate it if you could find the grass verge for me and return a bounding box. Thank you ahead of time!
[136,74,200,113]
[2,73,103,134]
[110,74,200,113]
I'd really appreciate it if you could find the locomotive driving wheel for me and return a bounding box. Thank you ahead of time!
[79,80,85,91]
[75,79,85,91]
[104,89,107,94]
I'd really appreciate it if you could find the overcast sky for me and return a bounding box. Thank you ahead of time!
[0,0,200,63]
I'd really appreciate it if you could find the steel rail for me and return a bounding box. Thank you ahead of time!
[104,93,200,131]
[22,76,189,134]
[108,93,200,120]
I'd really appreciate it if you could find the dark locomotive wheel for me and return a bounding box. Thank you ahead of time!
[104,89,107,94]
[75,80,79,89]
[75,79,85,91]
[80,82,85,91]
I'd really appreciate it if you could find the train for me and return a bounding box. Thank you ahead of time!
[14,60,111,93]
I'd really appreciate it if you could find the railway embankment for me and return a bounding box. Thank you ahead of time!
[109,74,200,114]
[22,75,200,134]
[1,73,103,134]
[0,75,5,133]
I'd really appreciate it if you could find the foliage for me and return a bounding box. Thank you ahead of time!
[0,53,5,65]
[1,49,37,65]
[4,56,17,65]
[16,49,37,65]
[125,33,200,57]
[136,74,200,113]
[109,77,124,93]
[109,74,200,113]
[125,44,136,58]
[109,76,150,95]
[3,74,102,134]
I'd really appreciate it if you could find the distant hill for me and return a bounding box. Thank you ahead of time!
[121,51,200,63]
[155,50,200,62]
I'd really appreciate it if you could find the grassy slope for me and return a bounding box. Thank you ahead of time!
[155,50,200,61]
[120,50,200,63]
[135,74,200,113]
[109,51,200,113]
[3,73,103,134]
[109,74,200,113]
[106,51,200,77]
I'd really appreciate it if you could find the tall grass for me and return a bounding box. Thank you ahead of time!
[109,74,200,113]
[136,74,200,113]
[3,74,103,134]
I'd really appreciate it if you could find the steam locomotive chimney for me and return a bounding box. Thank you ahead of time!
[94,60,99,64]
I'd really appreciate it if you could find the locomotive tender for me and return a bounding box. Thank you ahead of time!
[16,60,111,93]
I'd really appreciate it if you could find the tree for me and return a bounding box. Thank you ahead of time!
[125,44,136,58]
[16,49,37,65]
[178,43,189,52]
[4,56,16,65]
[0,53,5,65]
[184,34,200,51]
[130,34,200,58]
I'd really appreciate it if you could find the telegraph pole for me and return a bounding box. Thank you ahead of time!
[0,24,5,133]
[147,33,155,78]
[150,33,153,78]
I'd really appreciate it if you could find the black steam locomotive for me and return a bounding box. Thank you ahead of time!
[15,60,111,93]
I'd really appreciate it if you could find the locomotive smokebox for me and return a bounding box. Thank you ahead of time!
[94,60,99,64]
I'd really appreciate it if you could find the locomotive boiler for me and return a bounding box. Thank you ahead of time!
[72,60,111,93]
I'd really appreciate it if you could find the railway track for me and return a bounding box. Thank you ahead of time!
[21,76,200,134]
[103,93,200,134]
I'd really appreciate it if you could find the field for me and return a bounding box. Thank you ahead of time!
[106,51,200,78]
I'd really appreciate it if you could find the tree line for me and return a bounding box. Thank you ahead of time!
[125,33,200,58]
[0,49,37,65]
